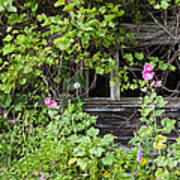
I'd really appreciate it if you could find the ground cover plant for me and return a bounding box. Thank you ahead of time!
[0,0,180,179]
[0,64,179,179]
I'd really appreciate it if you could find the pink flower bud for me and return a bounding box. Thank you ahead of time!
[45,97,51,105]
[144,63,153,71]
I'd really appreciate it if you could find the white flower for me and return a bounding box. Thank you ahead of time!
[74,82,80,89]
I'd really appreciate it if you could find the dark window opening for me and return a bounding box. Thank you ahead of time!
[89,72,110,97]
[87,44,180,98]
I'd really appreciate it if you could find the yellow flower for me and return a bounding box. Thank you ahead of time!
[153,135,167,150]
[150,174,153,180]
[31,96,34,99]
[68,158,79,166]
[103,171,110,178]
[141,158,147,165]
[115,168,120,173]
[176,170,180,176]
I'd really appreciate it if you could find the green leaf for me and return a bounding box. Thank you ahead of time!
[99,6,106,14]
[15,34,26,44]
[158,61,168,71]
[104,14,115,22]
[110,80,116,87]
[139,126,152,138]
[87,127,99,137]
[169,64,176,71]
[154,4,160,9]
[130,83,138,90]
[154,156,167,167]
[103,134,116,145]
[154,109,165,117]
[126,33,135,39]
[2,95,12,108]
[7,5,17,12]
[149,56,159,62]
[8,13,21,24]
[73,146,86,157]
[83,27,94,31]
[161,117,176,134]
[54,0,65,7]
[161,1,169,9]
[89,147,105,157]
[63,3,75,11]
[53,77,62,83]
[54,37,73,51]
[123,53,134,62]
[87,19,100,27]
[135,52,144,60]
[77,159,88,170]
[155,168,169,179]
[102,153,115,166]
[96,66,104,75]
[118,9,125,16]
[3,44,15,55]
[3,34,13,42]
[19,78,27,85]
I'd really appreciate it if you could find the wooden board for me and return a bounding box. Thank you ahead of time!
[83,98,180,144]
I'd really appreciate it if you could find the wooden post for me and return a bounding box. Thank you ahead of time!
[80,60,83,96]
[110,50,120,100]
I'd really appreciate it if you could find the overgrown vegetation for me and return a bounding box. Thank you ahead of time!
[0,0,179,179]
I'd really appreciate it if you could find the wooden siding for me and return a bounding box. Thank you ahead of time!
[83,98,180,144]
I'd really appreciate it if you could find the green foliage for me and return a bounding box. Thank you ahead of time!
[0,0,177,112]
[130,76,179,180]
[1,102,128,179]
[0,0,179,179]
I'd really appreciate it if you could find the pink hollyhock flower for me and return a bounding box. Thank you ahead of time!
[142,70,154,81]
[45,97,51,105]
[48,100,57,109]
[144,63,153,71]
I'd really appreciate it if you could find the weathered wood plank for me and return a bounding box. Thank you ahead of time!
[83,97,180,144]
[121,23,180,46]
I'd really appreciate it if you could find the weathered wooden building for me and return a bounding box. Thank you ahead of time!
[0,0,179,143]
[82,20,180,143]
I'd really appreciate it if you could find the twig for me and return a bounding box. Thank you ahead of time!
[148,12,177,40]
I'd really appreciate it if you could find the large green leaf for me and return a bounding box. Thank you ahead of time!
[3,44,15,55]
[102,152,115,166]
